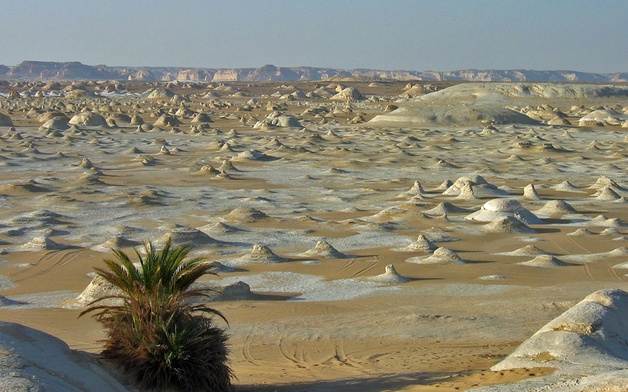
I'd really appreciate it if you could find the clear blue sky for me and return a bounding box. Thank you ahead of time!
[1,0,626,72]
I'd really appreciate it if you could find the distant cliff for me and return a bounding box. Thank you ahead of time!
[1,61,625,83]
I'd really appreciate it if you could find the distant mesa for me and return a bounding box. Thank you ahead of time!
[1,61,626,83]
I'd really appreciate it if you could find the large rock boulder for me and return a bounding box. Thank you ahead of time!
[68,111,107,127]
[465,198,542,225]
[145,87,175,99]
[369,83,628,127]
[0,321,133,391]
[471,289,628,391]
[0,112,13,126]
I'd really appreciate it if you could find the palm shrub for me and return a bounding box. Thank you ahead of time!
[80,238,233,391]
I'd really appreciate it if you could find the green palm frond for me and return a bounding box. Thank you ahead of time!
[80,237,233,391]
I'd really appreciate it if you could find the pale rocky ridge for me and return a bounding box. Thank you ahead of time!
[1,61,626,82]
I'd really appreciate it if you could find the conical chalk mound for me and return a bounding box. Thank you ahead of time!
[404,234,438,252]
[568,228,594,236]
[466,198,542,225]
[482,216,537,234]
[554,180,582,192]
[238,244,288,264]
[20,236,68,251]
[518,255,575,268]
[397,181,426,198]
[407,247,466,264]
[302,240,347,258]
[368,264,410,284]
[589,175,624,191]
[157,225,221,247]
[91,236,141,252]
[424,202,473,216]
[534,200,578,216]
[522,183,542,200]
[502,245,552,257]
[593,186,622,201]
[223,207,268,222]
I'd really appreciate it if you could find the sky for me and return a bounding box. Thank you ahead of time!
[1,0,626,73]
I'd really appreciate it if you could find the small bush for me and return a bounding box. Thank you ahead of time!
[81,239,233,391]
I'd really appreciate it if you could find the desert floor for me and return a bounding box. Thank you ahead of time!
[0,80,626,391]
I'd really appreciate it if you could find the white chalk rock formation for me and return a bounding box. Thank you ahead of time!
[482,216,537,234]
[302,240,347,258]
[223,207,269,222]
[502,245,552,257]
[424,202,473,216]
[253,111,303,129]
[397,181,426,198]
[517,255,575,268]
[368,264,410,284]
[146,87,175,99]
[236,244,287,264]
[466,199,541,225]
[20,236,68,251]
[0,322,133,391]
[74,275,122,306]
[554,180,582,192]
[40,116,70,130]
[534,200,578,216]
[482,289,628,391]
[579,109,627,126]
[68,111,107,127]
[157,225,221,247]
[407,247,466,264]
[522,183,542,200]
[368,83,551,127]
[404,234,437,252]
[594,186,622,201]
[330,87,363,101]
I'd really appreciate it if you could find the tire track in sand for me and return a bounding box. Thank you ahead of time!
[242,325,262,365]
[332,339,360,368]
[608,265,623,282]
[14,249,84,282]
[279,327,310,368]
[241,302,287,366]
[349,257,379,278]
[583,263,595,281]
[335,258,356,275]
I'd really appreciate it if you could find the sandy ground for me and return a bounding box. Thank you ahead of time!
[0,80,626,390]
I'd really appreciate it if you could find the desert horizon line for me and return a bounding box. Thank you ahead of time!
[2,60,627,74]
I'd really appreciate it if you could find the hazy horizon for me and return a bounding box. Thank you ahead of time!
[2,60,627,75]
[2,0,626,73]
